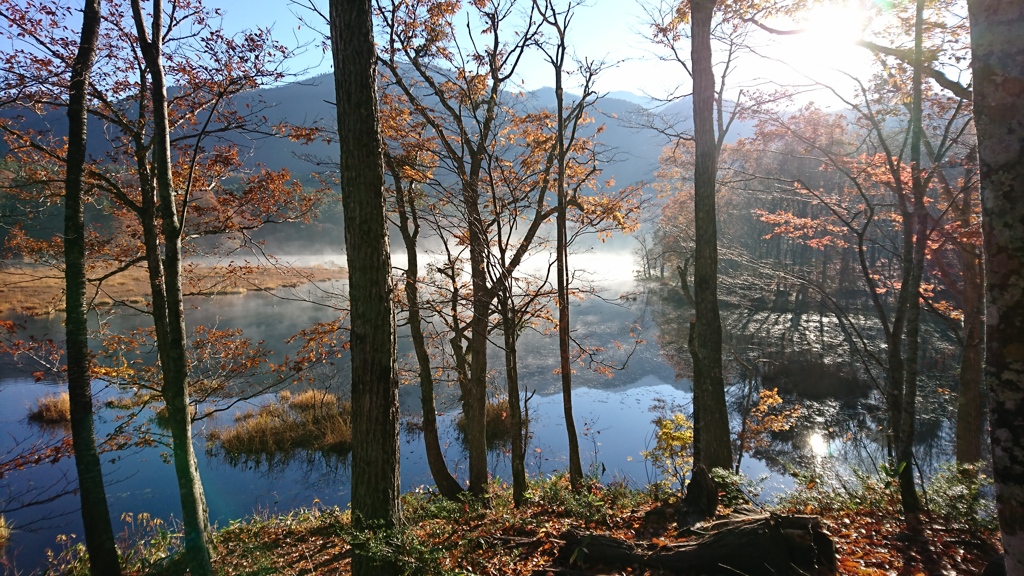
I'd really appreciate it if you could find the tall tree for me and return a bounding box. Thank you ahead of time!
[688,0,733,471]
[129,1,214,571]
[329,1,402,575]
[645,0,755,472]
[1,6,315,571]
[383,115,464,498]
[967,0,1024,572]
[535,0,587,490]
[63,0,123,573]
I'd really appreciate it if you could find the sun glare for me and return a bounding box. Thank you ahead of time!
[767,1,875,87]
[808,432,829,457]
[802,2,868,49]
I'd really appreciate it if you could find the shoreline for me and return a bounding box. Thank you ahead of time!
[0,262,348,315]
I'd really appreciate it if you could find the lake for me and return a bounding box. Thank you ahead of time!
[0,256,953,573]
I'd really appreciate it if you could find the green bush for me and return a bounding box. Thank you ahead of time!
[709,468,766,508]
[926,462,996,530]
[776,467,902,515]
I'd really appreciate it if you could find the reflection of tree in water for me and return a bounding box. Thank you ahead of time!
[650,281,960,479]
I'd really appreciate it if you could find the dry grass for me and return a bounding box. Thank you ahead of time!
[208,390,352,459]
[456,398,518,447]
[27,392,71,424]
[0,515,10,548]
[0,263,346,315]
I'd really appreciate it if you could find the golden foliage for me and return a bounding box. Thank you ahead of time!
[0,515,10,548]
[738,388,800,453]
[640,412,694,491]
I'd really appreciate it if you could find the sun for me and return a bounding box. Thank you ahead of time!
[800,1,869,50]
[758,0,876,90]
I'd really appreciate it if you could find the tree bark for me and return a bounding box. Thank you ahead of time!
[130,2,214,572]
[64,1,123,573]
[329,1,402,574]
[465,186,492,497]
[689,0,733,472]
[968,1,1024,573]
[555,513,837,575]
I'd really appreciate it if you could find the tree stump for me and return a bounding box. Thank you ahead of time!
[679,464,718,526]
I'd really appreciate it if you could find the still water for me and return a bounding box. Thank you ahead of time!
[0,261,944,572]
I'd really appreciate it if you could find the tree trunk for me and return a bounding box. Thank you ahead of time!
[499,294,529,506]
[330,1,402,574]
[465,187,491,497]
[130,2,214,572]
[554,512,837,575]
[956,243,985,464]
[393,171,463,500]
[897,0,926,519]
[688,0,733,472]
[64,1,122,573]
[968,1,1024,573]
[555,60,584,490]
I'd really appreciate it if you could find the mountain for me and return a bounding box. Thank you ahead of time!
[604,90,658,108]
[3,73,732,253]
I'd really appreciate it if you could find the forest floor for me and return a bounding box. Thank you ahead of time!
[0,263,347,315]
[63,474,999,576]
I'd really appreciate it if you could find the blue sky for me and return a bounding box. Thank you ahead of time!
[203,0,877,103]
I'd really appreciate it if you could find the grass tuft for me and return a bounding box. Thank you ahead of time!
[456,398,518,447]
[27,392,71,424]
[208,390,352,460]
[0,515,11,548]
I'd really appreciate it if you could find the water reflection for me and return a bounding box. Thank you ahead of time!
[808,432,828,457]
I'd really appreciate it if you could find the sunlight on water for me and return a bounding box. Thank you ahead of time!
[808,432,828,457]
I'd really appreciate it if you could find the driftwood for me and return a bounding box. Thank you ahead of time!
[551,511,837,576]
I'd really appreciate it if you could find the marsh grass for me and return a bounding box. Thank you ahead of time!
[27,392,71,424]
[0,264,346,315]
[456,398,518,447]
[208,390,352,459]
[0,515,11,548]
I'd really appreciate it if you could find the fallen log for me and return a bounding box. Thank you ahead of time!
[555,512,837,576]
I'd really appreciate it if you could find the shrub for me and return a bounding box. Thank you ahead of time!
[926,462,997,530]
[640,412,693,492]
[709,468,766,508]
[776,467,901,516]
[116,511,182,573]
[28,392,71,424]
